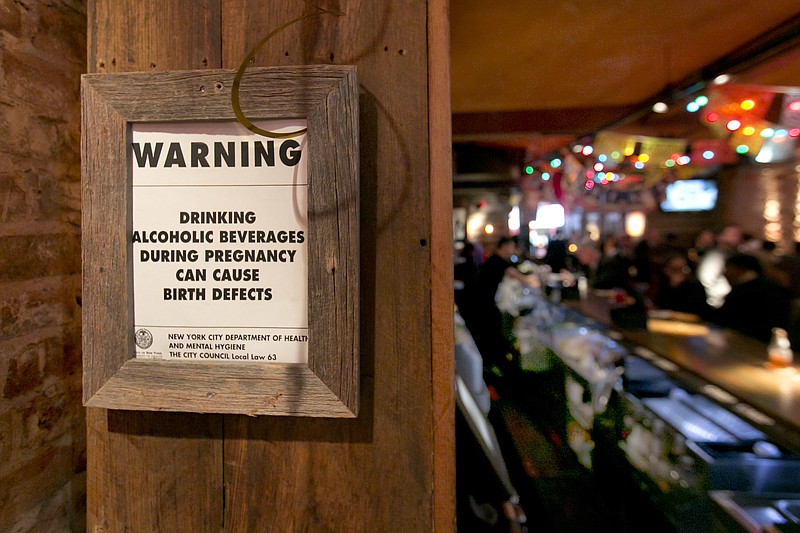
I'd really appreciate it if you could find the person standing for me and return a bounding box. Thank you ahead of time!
[593,235,633,290]
[714,253,791,342]
[697,225,743,308]
[458,236,535,373]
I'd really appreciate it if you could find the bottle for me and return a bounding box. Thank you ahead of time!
[768,327,793,368]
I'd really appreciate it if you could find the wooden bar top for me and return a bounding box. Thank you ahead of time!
[565,293,800,444]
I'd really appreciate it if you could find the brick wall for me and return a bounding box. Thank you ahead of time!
[0,1,86,531]
[719,161,800,251]
[649,160,800,249]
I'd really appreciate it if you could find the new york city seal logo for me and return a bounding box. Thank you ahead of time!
[134,328,154,349]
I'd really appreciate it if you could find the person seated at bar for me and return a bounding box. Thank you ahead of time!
[688,228,715,268]
[777,242,800,298]
[454,240,479,288]
[697,224,743,308]
[713,253,791,342]
[593,235,634,290]
[652,253,712,321]
[569,238,602,286]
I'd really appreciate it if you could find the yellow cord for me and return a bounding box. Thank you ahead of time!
[231,3,345,139]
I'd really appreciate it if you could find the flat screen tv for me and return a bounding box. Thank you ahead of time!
[660,179,718,212]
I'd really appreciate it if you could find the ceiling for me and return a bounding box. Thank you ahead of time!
[450,1,800,172]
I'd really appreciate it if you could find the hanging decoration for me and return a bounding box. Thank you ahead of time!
[701,84,799,162]
[703,84,777,137]
[520,82,800,213]
[779,92,800,130]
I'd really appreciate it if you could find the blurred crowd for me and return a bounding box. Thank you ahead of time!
[455,225,800,345]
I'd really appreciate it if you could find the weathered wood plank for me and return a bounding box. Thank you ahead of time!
[82,67,355,120]
[87,0,221,74]
[81,79,131,403]
[86,408,223,532]
[88,0,453,531]
[220,1,441,531]
[429,0,457,530]
[86,1,224,531]
[87,361,355,417]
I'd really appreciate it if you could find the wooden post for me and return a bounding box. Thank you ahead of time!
[86,1,454,531]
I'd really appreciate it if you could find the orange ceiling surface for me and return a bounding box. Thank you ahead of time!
[450,1,800,160]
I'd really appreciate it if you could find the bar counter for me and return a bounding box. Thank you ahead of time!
[566,292,800,453]
[490,283,800,530]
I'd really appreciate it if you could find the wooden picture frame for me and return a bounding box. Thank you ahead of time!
[81,66,359,417]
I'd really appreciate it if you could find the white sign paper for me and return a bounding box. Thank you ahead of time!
[131,120,308,363]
